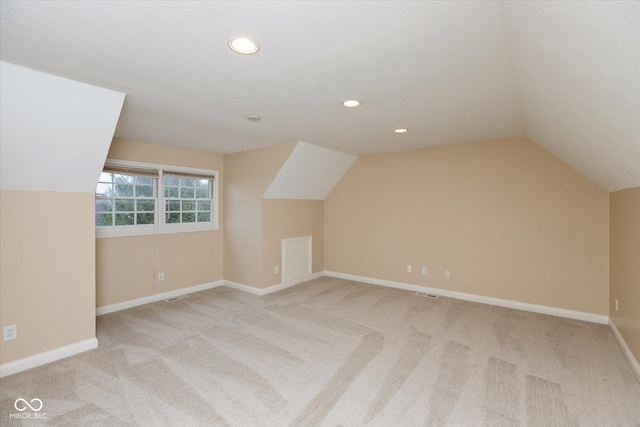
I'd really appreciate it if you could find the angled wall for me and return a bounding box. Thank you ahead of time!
[223,143,297,288]
[325,137,609,315]
[225,141,353,289]
[610,187,640,366]
[0,62,124,366]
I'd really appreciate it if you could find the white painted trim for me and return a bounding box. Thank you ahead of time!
[609,318,640,381]
[224,271,324,296]
[96,280,223,315]
[0,338,98,378]
[223,280,265,295]
[96,159,219,239]
[96,295,154,316]
[282,235,313,283]
[325,271,609,325]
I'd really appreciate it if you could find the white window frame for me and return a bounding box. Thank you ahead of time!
[96,159,218,238]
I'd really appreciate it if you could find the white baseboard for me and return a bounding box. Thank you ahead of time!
[8,272,614,379]
[609,318,640,381]
[0,338,98,378]
[96,280,224,315]
[325,271,609,325]
[224,271,325,296]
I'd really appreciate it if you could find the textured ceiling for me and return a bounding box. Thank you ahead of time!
[1,1,638,191]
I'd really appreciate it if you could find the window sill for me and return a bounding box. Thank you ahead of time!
[95,223,219,239]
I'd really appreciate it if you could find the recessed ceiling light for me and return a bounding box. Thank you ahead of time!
[247,115,261,121]
[394,128,409,134]
[342,100,361,108]
[229,37,259,54]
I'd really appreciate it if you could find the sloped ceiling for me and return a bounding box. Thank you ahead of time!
[0,62,125,193]
[0,1,638,191]
[264,142,357,200]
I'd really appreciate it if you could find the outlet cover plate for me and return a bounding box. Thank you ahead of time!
[4,325,16,341]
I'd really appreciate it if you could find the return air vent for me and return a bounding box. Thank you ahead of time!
[416,292,438,299]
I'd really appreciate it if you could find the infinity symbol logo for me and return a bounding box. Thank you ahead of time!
[14,398,43,412]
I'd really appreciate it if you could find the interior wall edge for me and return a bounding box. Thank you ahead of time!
[609,318,640,382]
[224,271,324,296]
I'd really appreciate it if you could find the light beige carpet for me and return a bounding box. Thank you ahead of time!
[1,277,639,426]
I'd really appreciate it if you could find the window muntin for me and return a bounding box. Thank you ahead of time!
[164,174,214,225]
[95,172,156,227]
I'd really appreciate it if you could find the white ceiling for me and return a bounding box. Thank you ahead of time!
[1,1,638,191]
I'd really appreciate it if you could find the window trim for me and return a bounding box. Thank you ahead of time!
[96,159,219,238]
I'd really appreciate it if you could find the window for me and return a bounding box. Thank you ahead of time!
[95,160,218,237]
[96,167,157,228]
[164,173,213,225]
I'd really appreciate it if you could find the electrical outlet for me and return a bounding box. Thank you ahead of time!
[445,270,451,278]
[421,267,428,275]
[407,265,412,273]
[615,298,619,312]
[274,266,279,274]
[4,325,16,341]
[158,272,165,281]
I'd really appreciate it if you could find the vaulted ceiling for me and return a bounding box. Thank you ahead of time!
[1,1,638,191]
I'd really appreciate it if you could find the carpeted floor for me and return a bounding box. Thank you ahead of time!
[1,277,639,426]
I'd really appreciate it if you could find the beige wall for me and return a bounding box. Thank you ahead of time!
[262,199,324,287]
[1,191,96,364]
[325,138,610,315]
[223,143,296,288]
[96,138,224,308]
[610,187,640,363]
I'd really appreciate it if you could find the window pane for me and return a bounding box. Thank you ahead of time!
[166,200,180,211]
[96,183,112,196]
[137,213,154,225]
[180,187,195,198]
[197,201,210,211]
[137,200,154,211]
[96,199,113,212]
[95,213,113,226]
[99,172,113,182]
[179,178,195,187]
[113,174,134,183]
[196,179,209,188]
[197,212,210,222]
[182,212,196,223]
[96,170,161,230]
[136,176,153,185]
[136,185,153,197]
[115,213,134,225]
[195,187,209,199]
[164,186,178,198]
[166,212,180,223]
[115,199,134,211]
[164,176,179,186]
[182,200,195,211]
[113,183,134,197]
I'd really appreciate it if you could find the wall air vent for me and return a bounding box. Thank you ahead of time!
[165,295,189,303]
[416,292,438,298]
